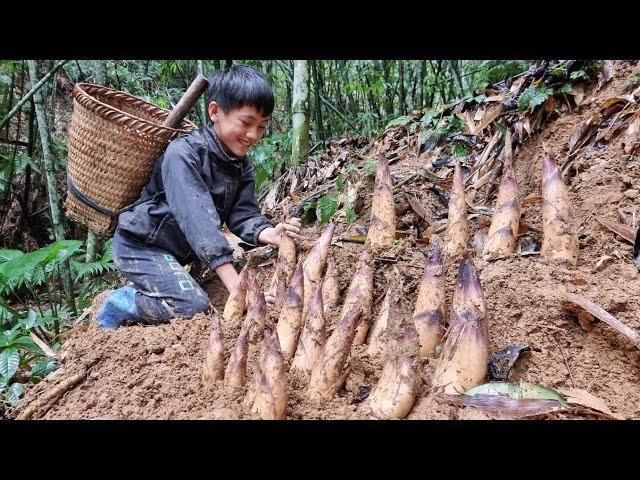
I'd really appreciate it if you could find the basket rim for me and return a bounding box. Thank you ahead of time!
[73,82,197,135]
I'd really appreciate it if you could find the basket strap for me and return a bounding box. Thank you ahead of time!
[66,173,164,217]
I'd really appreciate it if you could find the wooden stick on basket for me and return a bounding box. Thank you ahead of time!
[65,75,209,237]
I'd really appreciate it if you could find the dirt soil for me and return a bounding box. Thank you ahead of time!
[18,61,640,420]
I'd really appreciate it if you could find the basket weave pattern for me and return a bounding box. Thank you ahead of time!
[65,83,196,237]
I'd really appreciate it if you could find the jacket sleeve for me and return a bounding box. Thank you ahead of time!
[161,138,234,270]
[226,160,274,245]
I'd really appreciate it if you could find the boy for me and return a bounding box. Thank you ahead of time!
[96,65,301,329]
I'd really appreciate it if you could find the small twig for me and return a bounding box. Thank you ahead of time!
[309,140,324,155]
[563,292,640,348]
[29,203,52,218]
[554,334,576,388]
[73,307,92,325]
[17,368,88,420]
[29,331,56,357]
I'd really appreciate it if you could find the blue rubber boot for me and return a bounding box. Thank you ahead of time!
[96,285,139,330]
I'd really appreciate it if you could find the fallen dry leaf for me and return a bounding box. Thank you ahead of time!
[597,60,615,90]
[568,113,602,154]
[557,388,619,418]
[475,106,502,135]
[621,115,640,155]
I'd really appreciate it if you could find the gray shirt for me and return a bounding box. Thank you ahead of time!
[117,123,273,269]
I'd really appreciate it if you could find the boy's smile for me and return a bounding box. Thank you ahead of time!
[208,102,269,157]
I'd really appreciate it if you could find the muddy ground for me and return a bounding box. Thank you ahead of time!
[16,60,640,420]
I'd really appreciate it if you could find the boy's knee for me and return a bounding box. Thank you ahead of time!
[175,295,211,319]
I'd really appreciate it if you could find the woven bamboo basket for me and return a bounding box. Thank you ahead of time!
[65,83,197,237]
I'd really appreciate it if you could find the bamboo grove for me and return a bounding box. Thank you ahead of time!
[0,59,531,410]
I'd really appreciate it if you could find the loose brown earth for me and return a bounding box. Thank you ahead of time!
[18,61,640,420]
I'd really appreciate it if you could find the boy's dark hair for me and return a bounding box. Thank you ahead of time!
[206,65,274,117]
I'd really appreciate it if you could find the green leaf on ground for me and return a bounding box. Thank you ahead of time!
[6,382,24,406]
[0,347,20,380]
[466,381,570,406]
[316,194,340,225]
[385,115,411,129]
[31,358,56,382]
[518,86,553,112]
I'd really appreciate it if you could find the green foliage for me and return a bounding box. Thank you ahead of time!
[0,240,82,294]
[630,74,639,88]
[0,238,115,406]
[0,347,20,380]
[0,249,23,263]
[30,357,56,382]
[452,142,471,157]
[344,204,357,225]
[5,382,24,406]
[548,65,568,79]
[69,238,116,280]
[363,158,377,177]
[569,70,589,81]
[316,193,339,225]
[476,60,528,86]
[518,86,553,112]
[301,200,317,226]
[0,151,41,197]
[417,111,463,150]
[557,83,573,94]
[385,115,411,129]
[50,136,68,171]
[356,111,381,138]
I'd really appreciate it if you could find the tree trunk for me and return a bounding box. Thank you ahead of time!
[88,60,108,258]
[95,60,107,86]
[285,62,293,130]
[342,60,357,120]
[86,232,99,264]
[20,101,36,231]
[27,60,77,318]
[427,60,443,108]
[451,60,464,97]
[359,61,381,125]
[398,61,406,116]
[436,60,447,105]
[291,60,310,167]
[0,62,25,230]
[410,61,418,110]
[3,70,15,138]
[266,61,274,136]
[311,60,325,143]
[225,59,233,69]
[49,61,57,128]
[213,60,221,70]
[383,60,394,118]
[318,61,331,139]
[419,61,426,109]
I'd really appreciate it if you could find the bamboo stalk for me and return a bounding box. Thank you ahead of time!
[540,155,578,267]
[442,160,469,261]
[482,163,520,259]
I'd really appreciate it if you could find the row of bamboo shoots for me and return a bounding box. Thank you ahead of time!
[448,136,578,266]
[200,149,579,419]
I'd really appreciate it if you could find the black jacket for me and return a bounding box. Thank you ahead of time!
[117,124,273,269]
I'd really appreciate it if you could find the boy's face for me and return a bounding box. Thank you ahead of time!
[208,102,269,157]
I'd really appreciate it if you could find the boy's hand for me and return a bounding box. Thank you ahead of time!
[259,217,303,245]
